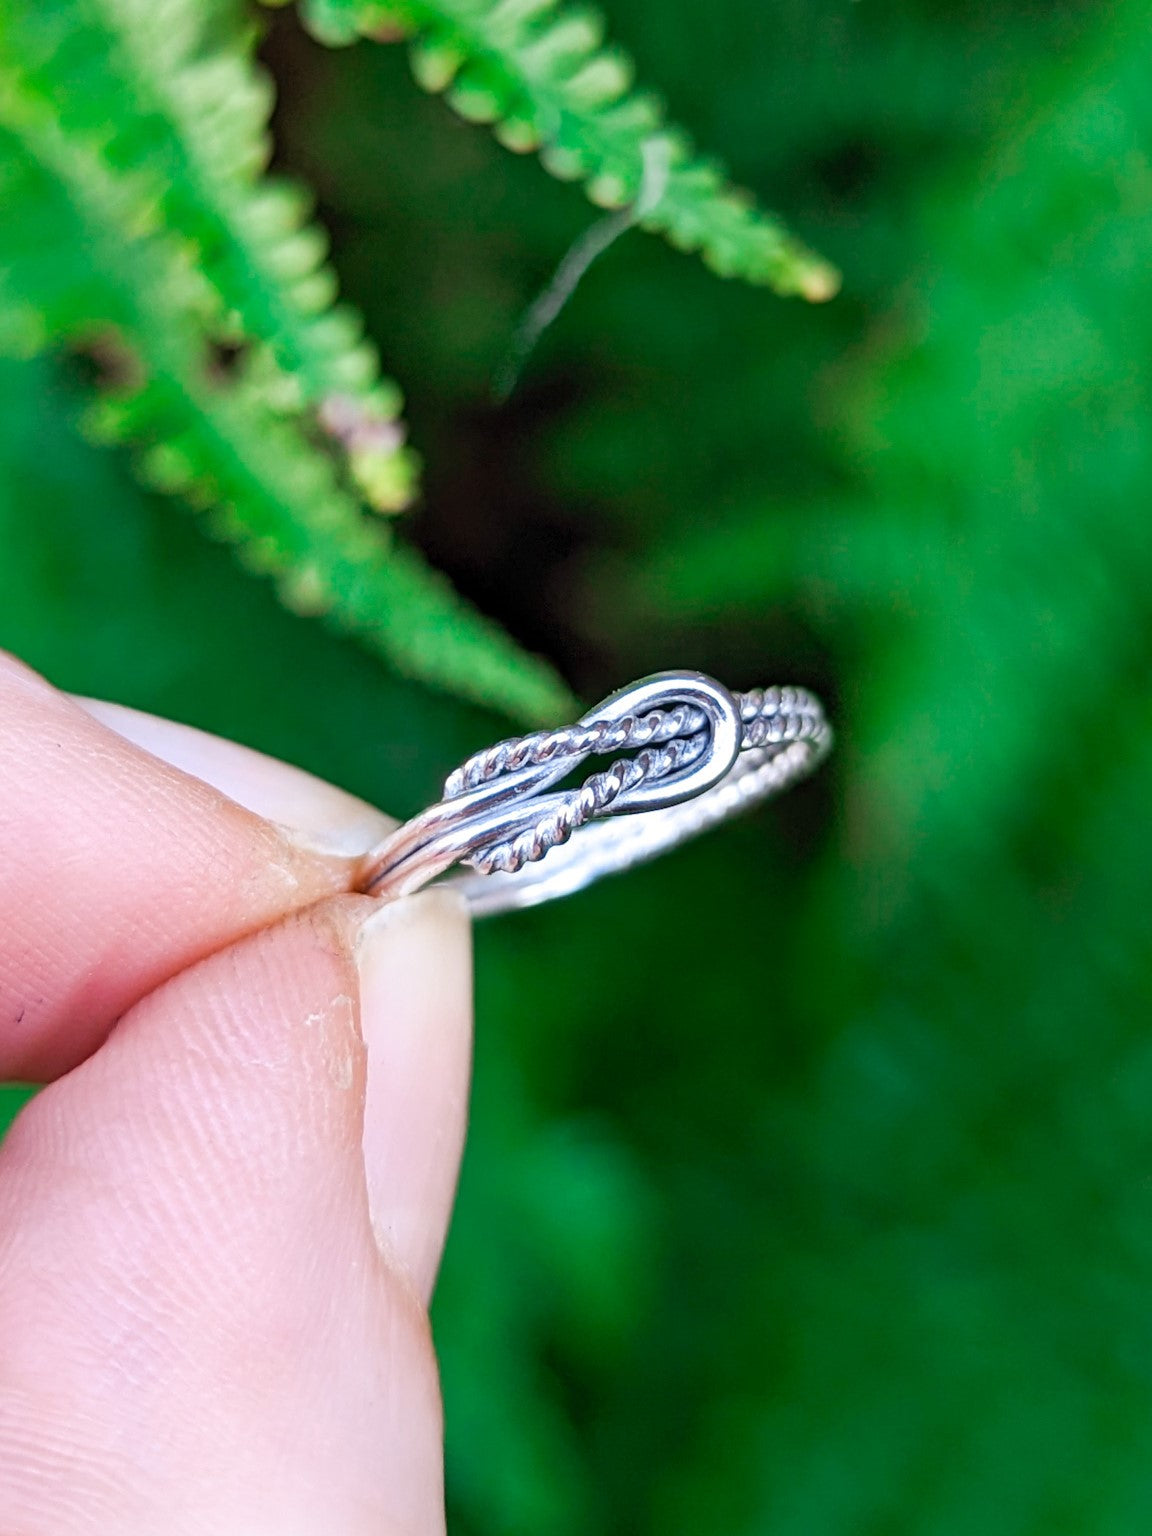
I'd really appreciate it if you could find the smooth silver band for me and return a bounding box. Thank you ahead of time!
[357,670,831,916]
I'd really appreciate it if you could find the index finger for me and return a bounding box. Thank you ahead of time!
[0,652,393,1081]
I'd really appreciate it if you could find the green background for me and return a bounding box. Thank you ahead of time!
[5,0,1152,1529]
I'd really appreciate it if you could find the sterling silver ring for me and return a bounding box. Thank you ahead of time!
[357,670,832,917]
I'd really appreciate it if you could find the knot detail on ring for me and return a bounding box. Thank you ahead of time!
[356,670,832,913]
[443,700,708,799]
[451,676,739,875]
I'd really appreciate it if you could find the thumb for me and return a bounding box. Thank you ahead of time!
[0,888,472,1536]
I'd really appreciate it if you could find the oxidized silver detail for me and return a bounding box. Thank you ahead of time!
[357,670,831,916]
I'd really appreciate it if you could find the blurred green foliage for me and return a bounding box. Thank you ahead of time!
[0,0,573,722]
[4,0,1152,1532]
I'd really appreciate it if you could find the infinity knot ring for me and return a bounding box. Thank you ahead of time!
[357,670,832,917]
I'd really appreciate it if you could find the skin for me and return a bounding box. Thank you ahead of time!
[0,650,473,1535]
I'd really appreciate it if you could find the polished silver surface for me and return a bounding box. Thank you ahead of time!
[357,671,832,916]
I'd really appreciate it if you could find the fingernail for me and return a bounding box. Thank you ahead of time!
[355,888,473,1302]
[74,697,396,857]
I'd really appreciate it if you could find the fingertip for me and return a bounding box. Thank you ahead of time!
[0,658,396,1080]
[354,890,474,1302]
[0,897,450,1533]
[74,698,397,858]
[0,649,55,690]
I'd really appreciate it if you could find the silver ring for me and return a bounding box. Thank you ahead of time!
[357,670,832,917]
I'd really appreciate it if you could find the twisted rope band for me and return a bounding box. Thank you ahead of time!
[357,671,831,916]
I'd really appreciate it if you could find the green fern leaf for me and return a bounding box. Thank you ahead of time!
[290,0,840,301]
[0,0,420,515]
[0,9,574,725]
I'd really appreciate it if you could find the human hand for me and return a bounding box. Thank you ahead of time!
[0,651,472,1535]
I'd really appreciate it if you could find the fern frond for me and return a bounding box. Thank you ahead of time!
[0,0,419,514]
[0,19,574,724]
[291,0,840,301]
